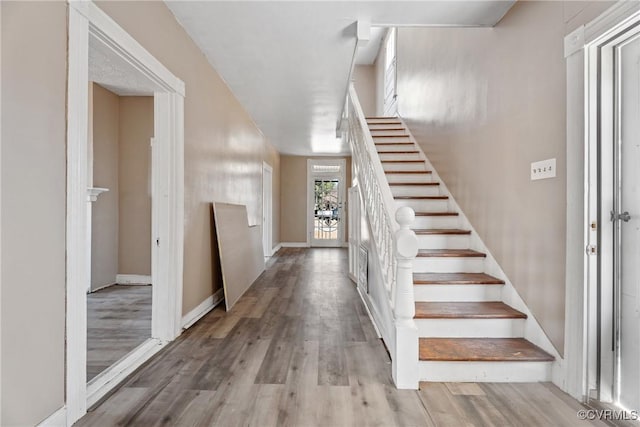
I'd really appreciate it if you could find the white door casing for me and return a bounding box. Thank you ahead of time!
[263,162,273,257]
[66,2,185,425]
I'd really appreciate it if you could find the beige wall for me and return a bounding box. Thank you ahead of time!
[280,156,351,243]
[118,96,153,276]
[396,1,613,354]
[96,2,281,313]
[353,65,376,117]
[92,84,120,290]
[1,2,67,425]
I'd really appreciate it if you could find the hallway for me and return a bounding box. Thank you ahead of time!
[77,248,602,426]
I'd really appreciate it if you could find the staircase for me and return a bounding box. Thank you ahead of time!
[366,116,554,383]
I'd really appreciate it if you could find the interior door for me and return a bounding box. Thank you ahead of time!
[614,32,640,411]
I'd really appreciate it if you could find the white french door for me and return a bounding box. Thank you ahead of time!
[308,159,346,247]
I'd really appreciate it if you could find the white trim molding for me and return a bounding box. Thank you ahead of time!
[181,289,225,329]
[116,274,152,285]
[270,242,283,255]
[66,2,185,425]
[280,242,311,248]
[37,406,67,427]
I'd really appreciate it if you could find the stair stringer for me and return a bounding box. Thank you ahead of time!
[398,118,564,385]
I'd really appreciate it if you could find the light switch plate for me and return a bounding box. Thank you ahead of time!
[531,158,556,180]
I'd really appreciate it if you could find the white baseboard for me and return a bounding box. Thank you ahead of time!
[280,242,310,248]
[89,282,117,293]
[356,287,383,339]
[181,289,224,329]
[87,338,166,408]
[116,274,152,285]
[37,405,67,427]
[270,243,283,255]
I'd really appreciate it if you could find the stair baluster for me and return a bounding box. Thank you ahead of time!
[346,84,419,389]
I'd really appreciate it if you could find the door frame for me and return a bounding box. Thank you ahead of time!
[66,2,185,425]
[564,0,640,404]
[262,162,273,257]
[307,158,347,247]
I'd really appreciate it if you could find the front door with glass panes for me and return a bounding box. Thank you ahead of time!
[308,159,346,247]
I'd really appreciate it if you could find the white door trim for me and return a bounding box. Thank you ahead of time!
[66,2,184,425]
[564,0,640,403]
[307,158,347,247]
[262,162,274,257]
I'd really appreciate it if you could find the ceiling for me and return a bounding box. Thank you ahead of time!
[165,1,515,155]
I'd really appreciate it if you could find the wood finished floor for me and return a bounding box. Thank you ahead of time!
[87,284,152,381]
[78,248,604,426]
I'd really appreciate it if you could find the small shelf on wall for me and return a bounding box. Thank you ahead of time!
[87,187,109,202]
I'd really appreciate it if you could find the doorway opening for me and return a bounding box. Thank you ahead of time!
[307,159,346,247]
[66,3,184,424]
[585,9,640,413]
[86,83,154,382]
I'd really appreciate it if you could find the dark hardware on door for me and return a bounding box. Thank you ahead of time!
[610,210,631,222]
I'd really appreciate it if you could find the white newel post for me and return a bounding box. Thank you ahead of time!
[392,206,419,389]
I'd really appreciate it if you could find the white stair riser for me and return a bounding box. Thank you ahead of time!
[419,361,552,382]
[413,257,485,273]
[379,153,423,162]
[412,216,460,229]
[386,174,433,183]
[377,145,416,153]
[416,318,525,338]
[415,234,471,249]
[392,186,441,197]
[370,130,410,137]
[383,162,427,171]
[367,119,400,124]
[414,284,503,302]
[395,199,448,212]
[369,124,405,130]
[373,137,414,144]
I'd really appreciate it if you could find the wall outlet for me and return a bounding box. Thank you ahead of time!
[531,158,556,181]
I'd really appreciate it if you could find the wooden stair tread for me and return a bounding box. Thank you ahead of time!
[414,302,526,319]
[412,229,470,235]
[417,249,486,258]
[414,212,458,216]
[374,142,414,145]
[390,182,439,186]
[369,127,405,131]
[373,135,411,138]
[419,338,554,362]
[381,160,424,163]
[385,170,432,174]
[377,150,420,154]
[366,116,399,120]
[414,273,504,285]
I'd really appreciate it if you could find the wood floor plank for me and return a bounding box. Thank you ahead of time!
[418,382,476,427]
[77,248,603,427]
[86,285,152,381]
